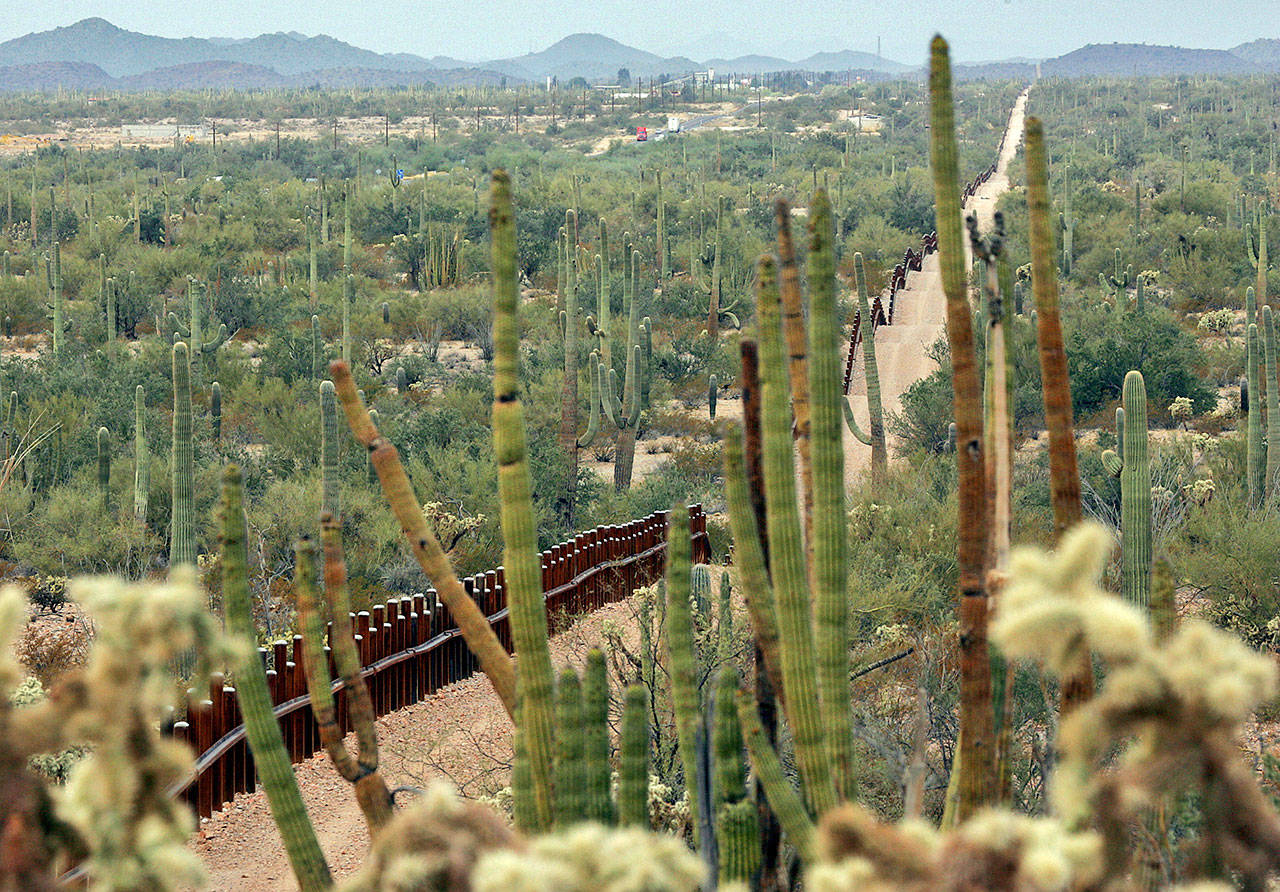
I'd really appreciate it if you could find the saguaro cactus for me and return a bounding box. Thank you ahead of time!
[45,241,64,356]
[170,342,195,568]
[559,209,580,524]
[1266,306,1280,501]
[342,274,353,365]
[843,252,887,485]
[168,278,231,364]
[554,667,586,828]
[1246,204,1270,304]
[491,170,557,832]
[321,380,340,519]
[311,315,323,379]
[618,685,650,827]
[1246,287,1265,506]
[929,34,995,820]
[97,427,110,508]
[134,385,148,523]
[220,466,332,891]
[1101,370,1152,608]
[210,381,221,443]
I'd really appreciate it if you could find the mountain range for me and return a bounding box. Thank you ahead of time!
[0,19,1275,93]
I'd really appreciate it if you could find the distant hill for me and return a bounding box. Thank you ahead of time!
[795,50,912,74]
[1042,43,1260,77]
[0,17,437,78]
[1230,39,1280,71]
[486,34,697,82]
[0,20,1275,92]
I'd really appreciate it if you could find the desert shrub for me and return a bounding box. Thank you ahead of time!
[16,614,91,687]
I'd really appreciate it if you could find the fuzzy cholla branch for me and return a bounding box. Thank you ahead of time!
[995,522,1280,885]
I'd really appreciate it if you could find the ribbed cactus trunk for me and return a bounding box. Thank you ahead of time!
[930,35,994,822]
[559,210,579,526]
[491,171,557,833]
[849,252,887,485]
[1266,306,1280,502]
[807,191,856,800]
[707,196,724,341]
[311,315,323,379]
[1247,287,1265,507]
[657,170,668,281]
[553,667,585,828]
[133,385,148,523]
[49,241,62,356]
[321,380,340,519]
[169,342,196,568]
[613,251,647,492]
[713,668,760,883]
[97,427,111,509]
[618,685,650,827]
[219,465,332,892]
[210,381,221,443]
[665,506,706,839]
[1024,117,1092,712]
[308,215,318,309]
[105,277,116,344]
[1102,372,1152,607]
[582,649,613,824]
[776,202,813,524]
[342,275,352,366]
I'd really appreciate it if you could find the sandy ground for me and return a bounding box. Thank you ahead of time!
[843,88,1029,486]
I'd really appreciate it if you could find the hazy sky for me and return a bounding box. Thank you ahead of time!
[0,1,1264,63]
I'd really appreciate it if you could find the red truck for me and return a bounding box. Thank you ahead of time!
[636,126,648,142]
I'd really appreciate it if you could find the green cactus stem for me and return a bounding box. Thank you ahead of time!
[559,209,580,525]
[665,506,706,839]
[220,465,333,892]
[1247,287,1265,507]
[47,241,63,356]
[211,381,221,443]
[311,315,323,379]
[321,380,340,519]
[395,366,407,393]
[105,277,116,345]
[342,275,353,366]
[491,170,557,832]
[756,242,837,814]
[714,668,760,883]
[134,385,148,523]
[808,191,856,799]
[170,342,195,568]
[706,196,725,340]
[1266,306,1280,502]
[618,684,650,827]
[576,353,601,448]
[709,375,718,419]
[1246,205,1269,305]
[736,688,815,863]
[583,649,614,824]
[168,278,231,359]
[843,252,887,487]
[930,34,995,821]
[308,213,318,307]
[1100,370,1152,608]
[97,426,110,509]
[554,666,586,828]
[776,201,813,522]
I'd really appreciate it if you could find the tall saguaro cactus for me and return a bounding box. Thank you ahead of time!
[320,380,340,519]
[490,170,557,833]
[1266,306,1280,501]
[842,252,887,485]
[1025,116,1093,711]
[559,209,580,525]
[134,385,148,523]
[929,34,995,820]
[1247,287,1265,506]
[1246,205,1269,305]
[170,342,196,568]
[1101,371,1152,607]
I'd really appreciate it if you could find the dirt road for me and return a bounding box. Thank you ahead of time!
[844,88,1029,483]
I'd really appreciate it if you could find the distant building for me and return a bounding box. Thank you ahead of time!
[121,124,208,140]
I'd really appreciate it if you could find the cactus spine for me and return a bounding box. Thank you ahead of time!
[843,251,887,485]
[491,170,556,832]
[1101,371,1152,607]
[321,380,340,519]
[134,385,148,523]
[219,465,332,891]
[170,342,195,568]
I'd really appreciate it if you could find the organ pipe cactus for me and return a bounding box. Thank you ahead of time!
[490,170,557,832]
[664,507,708,842]
[1247,287,1265,507]
[929,34,995,820]
[1025,115,1093,711]
[219,465,332,891]
[295,519,394,835]
[714,667,760,883]
[842,251,887,486]
[553,667,586,828]
[211,381,221,442]
[618,685,650,827]
[1101,370,1152,607]
[1266,305,1280,502]
[321,380,340,519]
[170,342,195,568]
[1246,204,1269,303]
[97,427,110,508]
[583,649,613,824]
[134,385,148,523]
